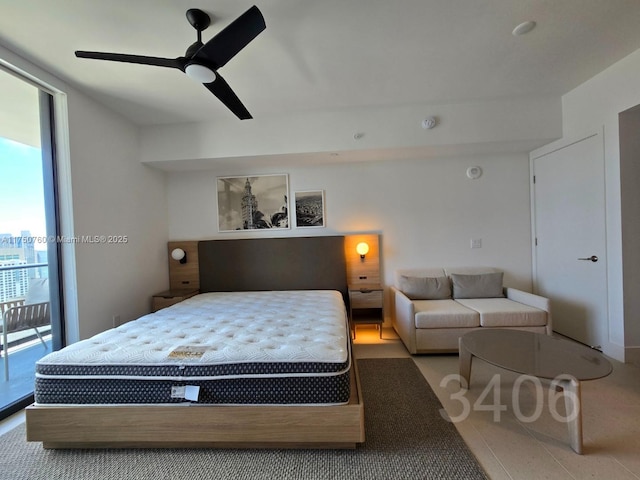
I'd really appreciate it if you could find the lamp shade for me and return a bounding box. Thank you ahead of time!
[171,248,186,261]
[356,242,369,257]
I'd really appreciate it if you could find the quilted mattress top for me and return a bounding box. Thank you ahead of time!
[37,290,349,375]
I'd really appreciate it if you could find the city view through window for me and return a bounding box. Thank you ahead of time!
[0,136,48,303]
[0,67,58,416]
[0,132,52,409]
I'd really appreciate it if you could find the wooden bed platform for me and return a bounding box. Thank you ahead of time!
[25,360,364,449]
[26,236,370,449]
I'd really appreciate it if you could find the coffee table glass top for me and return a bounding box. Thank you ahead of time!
[460,329,612,381]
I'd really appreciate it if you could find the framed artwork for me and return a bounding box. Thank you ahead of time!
[294,190,325,228]
[217,174,289,231]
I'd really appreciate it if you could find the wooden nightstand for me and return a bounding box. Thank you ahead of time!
[348,284,384,339]
[152,289,199,312]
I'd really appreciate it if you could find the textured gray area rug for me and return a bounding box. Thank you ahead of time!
[0,358,487,480]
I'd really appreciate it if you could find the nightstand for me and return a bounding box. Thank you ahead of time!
[348,284,384,339]
[152,289,199,312]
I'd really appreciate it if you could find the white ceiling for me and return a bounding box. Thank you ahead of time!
[2,0,640,128]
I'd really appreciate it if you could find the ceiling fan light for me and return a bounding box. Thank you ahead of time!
[185,63,217,83]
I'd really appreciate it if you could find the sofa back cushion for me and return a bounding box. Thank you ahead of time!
[398,275,452,300]
[396,268,446,280]
[450,272,505,299]
[443,266,501,277]
[26,278,49,304]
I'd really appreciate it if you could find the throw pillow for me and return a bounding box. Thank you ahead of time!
[450,272,504,299]
[25,278,49,304]
[399,275,451,300]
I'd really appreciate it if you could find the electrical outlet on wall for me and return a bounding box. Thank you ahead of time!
[471,238,482,249]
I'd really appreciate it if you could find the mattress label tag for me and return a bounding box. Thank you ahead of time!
[185,385,200,402]
[171,386,186,399]
[168,346,206,359]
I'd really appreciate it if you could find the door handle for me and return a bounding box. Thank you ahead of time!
[578,255,598,262]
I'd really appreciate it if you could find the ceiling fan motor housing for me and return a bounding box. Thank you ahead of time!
[186,9,211,32]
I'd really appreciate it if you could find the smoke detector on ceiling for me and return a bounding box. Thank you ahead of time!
[466,166,483,179]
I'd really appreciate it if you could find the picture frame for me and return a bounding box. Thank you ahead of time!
[294,190,325,228]
[217,174,289,231]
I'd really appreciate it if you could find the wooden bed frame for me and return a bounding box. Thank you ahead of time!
[26,236,365,449]
[25,362,364,449]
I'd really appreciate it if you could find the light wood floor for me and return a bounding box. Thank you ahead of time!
[2,326,639,479]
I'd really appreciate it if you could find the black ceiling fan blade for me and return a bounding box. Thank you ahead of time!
[204,74,252,120]
[193,5,265,69]
[75,51,185,69]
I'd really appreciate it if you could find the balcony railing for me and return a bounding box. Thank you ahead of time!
[0,263,51,358]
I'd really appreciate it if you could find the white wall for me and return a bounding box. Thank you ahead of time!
[66,93,169,340]
[141,96,560,168]
[561,48,640,362]
[0,45,170,342]
[167,152,534,317]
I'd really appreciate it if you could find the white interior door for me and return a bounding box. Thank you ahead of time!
[532,133,607,348]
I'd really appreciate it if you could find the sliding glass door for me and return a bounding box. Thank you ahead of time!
[0,67,63,418]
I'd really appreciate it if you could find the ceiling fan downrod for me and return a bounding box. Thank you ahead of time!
[186,8,210,43]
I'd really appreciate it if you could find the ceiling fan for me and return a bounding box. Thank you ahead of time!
[75,5,265,120]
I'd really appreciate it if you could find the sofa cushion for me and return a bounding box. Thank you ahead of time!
[414,299,480,329]
[450,272,505,299]
[444,266,501,276]
[396,268,446,283]
[455,298,547,327]
[25,278,49,304]
[398,275,451,300]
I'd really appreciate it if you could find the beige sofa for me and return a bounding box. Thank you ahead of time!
[391,267,552,354]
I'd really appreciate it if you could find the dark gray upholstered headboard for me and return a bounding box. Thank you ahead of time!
[198,236,348,300]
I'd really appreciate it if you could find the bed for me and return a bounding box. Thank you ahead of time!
[26,236,365,449]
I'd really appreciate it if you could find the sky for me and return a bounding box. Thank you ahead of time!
[0,136,46,241]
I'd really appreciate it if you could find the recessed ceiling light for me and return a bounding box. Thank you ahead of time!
[422,117,437,129]
[512,21,536,36]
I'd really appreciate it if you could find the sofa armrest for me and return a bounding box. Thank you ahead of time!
[505,287,553,334]
[391,286,418,353]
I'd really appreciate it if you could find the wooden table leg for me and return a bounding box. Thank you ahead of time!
[458,337,472,389]
[559,377,583,454]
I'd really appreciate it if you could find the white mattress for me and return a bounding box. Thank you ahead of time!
[41,290,349,371]
[35,290,351,405]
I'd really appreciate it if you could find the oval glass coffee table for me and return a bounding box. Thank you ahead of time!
[459,329,612,454]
